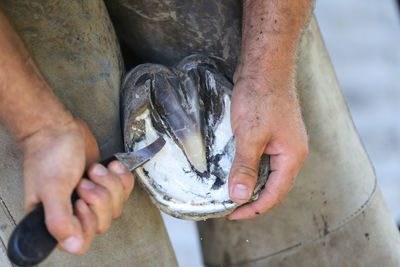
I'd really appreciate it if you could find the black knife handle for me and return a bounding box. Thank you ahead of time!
[7,155,117,267]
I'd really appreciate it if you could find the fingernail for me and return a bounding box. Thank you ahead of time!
[81,179,95,190]
[232,184,251,202]
[92,164,107,176]
[113,162,126,175]
[62,236,83,253]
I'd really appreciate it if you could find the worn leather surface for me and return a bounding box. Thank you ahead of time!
[197,17,400,266]
[0,1,177,266]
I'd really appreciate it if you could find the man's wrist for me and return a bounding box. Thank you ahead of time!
[15,96,75,144]
[234,54,296,92]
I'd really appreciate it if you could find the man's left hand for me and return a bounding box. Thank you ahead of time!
[228,68,308,220]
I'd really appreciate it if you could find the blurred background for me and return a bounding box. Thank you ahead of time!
[162,1,400,266]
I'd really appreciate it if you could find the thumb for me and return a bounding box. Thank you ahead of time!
[42,192,84,254]
[229,134,266,204]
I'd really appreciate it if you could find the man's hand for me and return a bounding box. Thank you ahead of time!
[0,10,134,254]
[21,118,134,254]
[227,0,313,220]
[228,70,308,220]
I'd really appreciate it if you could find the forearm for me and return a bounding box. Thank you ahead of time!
[0,10,72,142]
[238,0,314,82]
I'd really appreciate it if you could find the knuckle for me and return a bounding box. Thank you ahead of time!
[123,173,135,190]
[291,138,308,157]
[105,176,120,191]
[123,186,134,202]
[109,161,128,174]
[97,223,111,234]
[91,172,109,185]
[91,188,111,207]
[234,164,258,180]
[299,143,309,160]
[46,217,69,236]
[90,217,99,232]
[112,207,123,219]
[288,139,309,164]
[234,144,264,164]
[104,172,122,190]
[286,146,307,173]
[83,209,98,232]
[84,224,98,242]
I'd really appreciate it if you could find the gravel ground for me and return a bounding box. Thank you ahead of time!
[162,1,400,266]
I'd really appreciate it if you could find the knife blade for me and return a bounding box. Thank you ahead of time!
[7,136,166,267]
[114,136,166,171]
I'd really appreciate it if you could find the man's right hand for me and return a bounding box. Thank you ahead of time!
[0,9,134,255]
[20,118,134,255]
